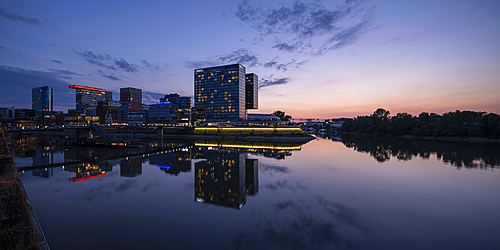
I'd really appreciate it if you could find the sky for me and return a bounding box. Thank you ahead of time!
[1,0,499,120]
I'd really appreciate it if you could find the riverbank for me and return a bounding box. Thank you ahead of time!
[0,159,48,250]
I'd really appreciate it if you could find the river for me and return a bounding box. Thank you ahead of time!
[15,135,500,250]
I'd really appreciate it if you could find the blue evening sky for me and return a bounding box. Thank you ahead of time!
[1,0,499,119]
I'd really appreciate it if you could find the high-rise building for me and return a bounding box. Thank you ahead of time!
[32,86,53,117]
[194,64,247,121]
[68,85,106,116]
[245,73,258,109]
[120,87,142,103]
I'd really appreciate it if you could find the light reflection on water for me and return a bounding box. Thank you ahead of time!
[16,135,500,250]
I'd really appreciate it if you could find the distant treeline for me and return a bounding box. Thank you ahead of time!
[340,109,500,139]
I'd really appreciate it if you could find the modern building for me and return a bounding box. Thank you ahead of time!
[148,102,177,124]
[32,86,53,118]
[68,85,106,116]
[159,93,192,125]
[120,87,142,103]
[97,100,122,124]
[245,73,258,109]
[194,64,247,122]
[120,102,148,124]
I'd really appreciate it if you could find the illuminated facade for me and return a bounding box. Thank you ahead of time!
[245,73,258,109]
[194,64,247,122]
[68,85,106,116]
[120,87,142,103]
[31,86,53,118]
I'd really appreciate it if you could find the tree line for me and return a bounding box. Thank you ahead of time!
[340,108,500,139]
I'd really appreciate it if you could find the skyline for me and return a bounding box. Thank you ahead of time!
[1,0,499,119]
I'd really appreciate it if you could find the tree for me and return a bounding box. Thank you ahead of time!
[271,110,292,121]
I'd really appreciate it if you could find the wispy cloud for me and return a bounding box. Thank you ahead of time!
[235,0,373,55]
[142,91,166,104]
[115,58,138,72]
[0,8,42,25]
[142,60,162,71]
[73,49,117,71]
[186,49,260,69]
[263,58,306,72]
[51,59,63,64]
[97,70,120,81]
[260,76,290,88]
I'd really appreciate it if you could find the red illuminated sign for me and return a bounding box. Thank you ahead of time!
[68,85,106,92]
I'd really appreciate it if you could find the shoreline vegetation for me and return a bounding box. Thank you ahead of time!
[0,159,40,250]
[339,109,500,141]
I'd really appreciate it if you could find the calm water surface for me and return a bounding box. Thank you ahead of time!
[17,135,500,250]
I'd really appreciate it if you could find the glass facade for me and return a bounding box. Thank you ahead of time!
[69,85,106,116]
[32,86,53,117]
[245,73,258,109]
[194,64,247,121]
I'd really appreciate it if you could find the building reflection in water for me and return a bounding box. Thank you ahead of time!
[194,140,303,209]
[13,136,64,178]
[64,162,112,182]
[195,149,248,209]
[149,148,191,175]
[120,157,143,177]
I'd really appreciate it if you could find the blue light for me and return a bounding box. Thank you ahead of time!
[157,165,171,169]
[155,102,172,105]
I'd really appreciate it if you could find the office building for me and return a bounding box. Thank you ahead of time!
[159,93,192,124]
[121,102,148,125]
[194,64,247,121]
[120,87,142,103]
[68,85,106,116]
[148,102,177,124]
[97,100,122,124]
[32,86,53,118]
[245,73,258,109]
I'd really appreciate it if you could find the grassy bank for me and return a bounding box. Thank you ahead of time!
[0,159,40,250]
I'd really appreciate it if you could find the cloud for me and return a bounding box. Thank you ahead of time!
[260,163,289,174]
[186,49,260,69]
[263,58,306,72]
[73,49,117,70]
[0,65,75,109]
[259,76,290,88]
[51,59,63,64]
[115,58,138,72]
[235,0,373,55]
[97,70,120,81]
[142,91,166,104]
[142,60,161,71]
[231,195,368,249]
[272,42,304,52]
[48,69,83,76]
[0,8,42,25]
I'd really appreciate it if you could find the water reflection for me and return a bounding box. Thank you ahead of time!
[149,149,191,176]
[120,157,143,177]
[339,134,500,169]
[65,163,112,182]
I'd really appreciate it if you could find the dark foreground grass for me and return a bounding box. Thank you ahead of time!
[0,159,39,250]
